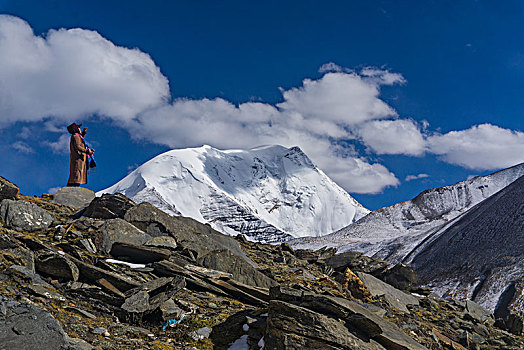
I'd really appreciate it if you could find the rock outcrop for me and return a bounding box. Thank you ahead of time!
[0,199,54,231]
[52,187,95,210]
[0,176,19,200]
[0,296,71,350]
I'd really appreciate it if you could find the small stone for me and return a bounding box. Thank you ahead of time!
[92,327,108,335]
[197,327,211,338]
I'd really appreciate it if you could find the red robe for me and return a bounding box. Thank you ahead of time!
[67,134,88,185]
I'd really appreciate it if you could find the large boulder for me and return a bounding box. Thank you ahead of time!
[0,176,19,200]
[356,272,419,312]
[83,193,135,219]
[265,300,384,350]
[198,249,276,289]
[269,286,426,350]
[0,199,54,232]
[0,296,70,349]
[124,202,249,259]
[95,218,151,254]
[125,203,275,288]
[380,262,418,291]
[326,251,390,276]
[52,187,95,210]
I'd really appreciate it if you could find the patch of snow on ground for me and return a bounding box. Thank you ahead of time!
[228,334,249,350]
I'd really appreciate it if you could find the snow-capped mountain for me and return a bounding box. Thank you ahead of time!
[412,174,524,313]
[98,145,369,242]
[291,162,524,263]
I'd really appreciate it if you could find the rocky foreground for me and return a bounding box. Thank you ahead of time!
[0,177,523,349]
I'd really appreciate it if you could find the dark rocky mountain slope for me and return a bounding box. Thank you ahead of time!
[411,175,524,317]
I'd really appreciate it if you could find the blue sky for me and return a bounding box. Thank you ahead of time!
[0,0,523,210]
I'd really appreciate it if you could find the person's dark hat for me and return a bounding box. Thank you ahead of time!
[67,123,82,134]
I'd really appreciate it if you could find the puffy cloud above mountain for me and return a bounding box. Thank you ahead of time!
[356,119,425,156]
[427,124,524,169]
[277,71,401,125]
[0,15,169,124]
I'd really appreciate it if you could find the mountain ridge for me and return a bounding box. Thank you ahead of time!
[99,144,369,242]
[291,162,524,263]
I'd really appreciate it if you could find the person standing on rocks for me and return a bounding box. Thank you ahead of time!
[66,123,94,187]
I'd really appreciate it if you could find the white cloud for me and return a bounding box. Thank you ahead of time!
[17,126,31,139]
[427,124,524,169]
[356,119,425,156]
[360,67,407,85]
[405,173,429,182]
[277,72,403,126]
[0,15,169,125]
[43,134,70,154]
[318,62,345,73]
[12,141,34,154]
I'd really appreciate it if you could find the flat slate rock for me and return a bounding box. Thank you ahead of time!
[145,236,178,250]
[0,176,19,201]
[465,300,494,324]
[52,187,95,209]
[68,255,140,292]
[8,264,52,288]
[96,218,152,254]
[0,199,54,232]
[110,242,170,264]
[35,252,79,281]
[0,297,70,350]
